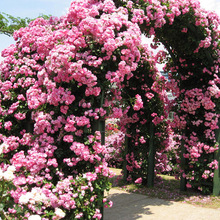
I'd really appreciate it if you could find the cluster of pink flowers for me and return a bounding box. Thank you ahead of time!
[117,41,171,182]
[123,0,220,193]
[0,0,170,217]
[0,0,146,217]
[1,0,220,218]
[156,1,220,192]
[133,94,144,111]
[104,129,125,167]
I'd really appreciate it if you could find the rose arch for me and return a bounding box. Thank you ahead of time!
[0,0,220,219]
[112,0,220,196]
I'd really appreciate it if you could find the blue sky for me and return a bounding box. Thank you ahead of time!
[0,0,71,18]
[0,0,220,61]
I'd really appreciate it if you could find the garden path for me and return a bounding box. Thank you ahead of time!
[104,188,220,220]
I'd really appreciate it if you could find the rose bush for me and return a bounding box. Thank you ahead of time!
[0,0,165,218]
[103,0,220,193]
[121,0,220,193]
[118,44,170,184]
[1,0,220,218]
[0,0,143,218]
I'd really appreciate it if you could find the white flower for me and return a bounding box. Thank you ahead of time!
[3,170,15,181]
[29,188,47,204]
[55,208,66,219]
[1,165,16,181]
[28,215,41,220]
[7,165,16,172]
[19,193,31,204]
[81,190,85,197]
[0,143,9,154]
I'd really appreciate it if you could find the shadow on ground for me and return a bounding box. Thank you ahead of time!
[104,189,173,220]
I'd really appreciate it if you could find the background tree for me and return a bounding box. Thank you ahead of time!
[0,12,50,36]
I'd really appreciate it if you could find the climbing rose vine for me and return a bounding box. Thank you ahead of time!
[120,0,220,193]
[0,0,163,218]
[104,0,220,193]
[1,0,220,219]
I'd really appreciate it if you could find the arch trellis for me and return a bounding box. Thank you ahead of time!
[0,0,220,219]
[117,0,220,195]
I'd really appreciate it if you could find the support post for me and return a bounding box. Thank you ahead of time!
[91,119,105,220]
[213,122,220,196]
[147,122,155,188]
[123,135,128,182]
[25,112,34,133]
[180,137,186,191]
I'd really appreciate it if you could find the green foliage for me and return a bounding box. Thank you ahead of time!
[0,12,51,36]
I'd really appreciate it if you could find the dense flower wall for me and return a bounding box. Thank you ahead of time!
[103,0,220,193]
[120,0,220,193]
[1,0,220,218]
[0,0,164,218]
[118,44,170,184]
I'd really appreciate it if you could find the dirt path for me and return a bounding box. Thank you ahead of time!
[104,188,220,220]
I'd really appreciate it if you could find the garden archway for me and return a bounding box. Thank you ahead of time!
[113,0,220,195]
[0,0,220,219]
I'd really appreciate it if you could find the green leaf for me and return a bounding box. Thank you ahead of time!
[0,12,51,36]
[0,203,4,211]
